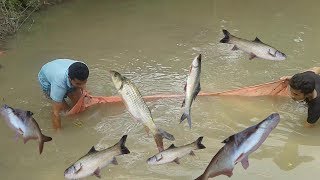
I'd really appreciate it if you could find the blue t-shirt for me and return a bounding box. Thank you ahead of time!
[38,59,78,102]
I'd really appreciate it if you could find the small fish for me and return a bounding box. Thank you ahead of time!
[147,136,206,165]
[64,135,130,179]
[110,70,175,152]
[220,29,286,61]
[180,54,202,128]
[0,104,52,154]
[196,113,280,180]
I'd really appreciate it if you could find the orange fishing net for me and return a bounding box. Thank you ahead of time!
[67,80,289,116]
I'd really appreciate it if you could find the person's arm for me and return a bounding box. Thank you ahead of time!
[67,88,83,105]
[307,67,320,75]
[52,102,64,130]
[52,101,70,130]
[304,121,315,128]
[50,84,70,130]
[306,106,320,128]
[280,67,320,81]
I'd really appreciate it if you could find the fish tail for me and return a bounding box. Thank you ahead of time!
[220,29,231,43]
[39,134,52,154]
[180,110,192,128]
[195,174,205,180]
[118,135,130,155]
[194,136,206,149]
[153,133,165,152]
[158,128,175,141]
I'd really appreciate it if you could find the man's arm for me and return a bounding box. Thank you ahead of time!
[52,101,69,130]
[307,67,320,75]
[280,67,320,81]
[306,106,320,128]
[304,121,315,128]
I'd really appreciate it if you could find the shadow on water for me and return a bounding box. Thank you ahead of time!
[252,120,319,171]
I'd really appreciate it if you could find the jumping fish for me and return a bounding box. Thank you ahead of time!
[196,113,280,180]
[220,29,286,61]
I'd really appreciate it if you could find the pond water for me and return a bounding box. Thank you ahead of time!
[0,0,320,179]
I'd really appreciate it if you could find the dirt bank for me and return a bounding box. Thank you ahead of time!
[0,0,65,48]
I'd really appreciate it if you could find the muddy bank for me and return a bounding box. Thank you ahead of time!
[0,0,65,49]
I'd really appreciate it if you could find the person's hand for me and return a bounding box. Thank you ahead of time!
[304,121,315,128]
[280,76,292,81]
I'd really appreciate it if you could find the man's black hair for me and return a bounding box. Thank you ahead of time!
[289,72,315,94]
[68,62,89,81]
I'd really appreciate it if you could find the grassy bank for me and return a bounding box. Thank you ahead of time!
[0,0,63,47]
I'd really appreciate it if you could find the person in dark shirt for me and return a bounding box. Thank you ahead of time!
[281,67,320,128]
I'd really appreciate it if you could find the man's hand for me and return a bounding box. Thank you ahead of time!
[52,101,69,131]
[280,76,292,81]
[304,121,315,128]
[307,67,320,75]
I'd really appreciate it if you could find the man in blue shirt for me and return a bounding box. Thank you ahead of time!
[38,59,89,130]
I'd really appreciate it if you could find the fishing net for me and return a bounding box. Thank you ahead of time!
[67,79,289,116]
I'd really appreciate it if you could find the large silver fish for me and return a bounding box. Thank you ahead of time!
[147,136,206,165]
[180,54,201,128]
[109,70,175,152]
[196,113,280,180]
[220,29,286,61]
[0,104,52,154]
[64,135,130,179]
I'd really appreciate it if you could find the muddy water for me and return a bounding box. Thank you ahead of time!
[0,0,320,179]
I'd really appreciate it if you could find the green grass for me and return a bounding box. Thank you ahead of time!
[0,0,62,41]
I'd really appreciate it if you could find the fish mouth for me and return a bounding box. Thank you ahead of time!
[276,51,287,60]
[259,113,280,129]
[192,54,202,68]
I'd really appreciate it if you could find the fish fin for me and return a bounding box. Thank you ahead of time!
[241,156,249,169]
[193,83,201,100]
[181,99,186,107]
[88,146,98,154]
[231,45,239,51]
[235,153,245,164]
[195,136,206,149]
[18,128,24,135]
[14,133,19,142]
[154,133,164,152]
[222,135,234,143]
[220,29,231,43]
[38,134,52,154]
[189,151,196,156]
[156,154,163,162]
[173,158,180,164]
[180,111,192,129]
[195,174,205,180]
[23,137,31,144]
[26,111,34,117]
[144,126,151,137]
[111,157,118,165]
[93,168,101,178]
[249,53,257,60]
[166,144,177,150]
[75,163,83,174]
[253,37,262,43]
[118,135,130,155]
[222,169,234,177]
[268,49,276,57]
[158,128,175,141]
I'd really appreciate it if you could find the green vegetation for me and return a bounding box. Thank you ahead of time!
[0,0,62,42]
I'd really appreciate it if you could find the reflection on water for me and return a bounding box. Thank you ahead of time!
[253,131,317,171]
[1,0,320,179]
